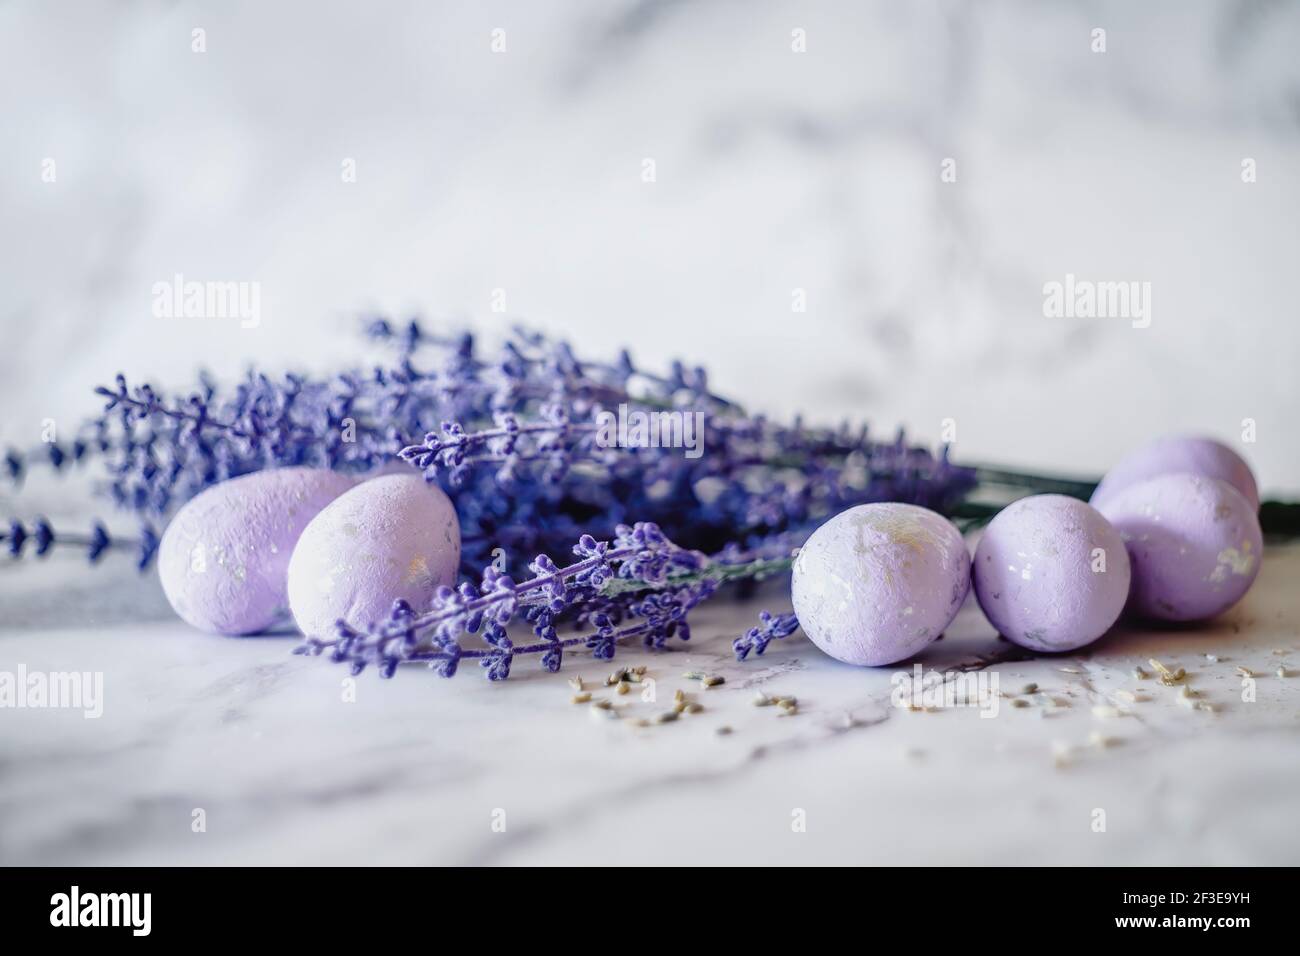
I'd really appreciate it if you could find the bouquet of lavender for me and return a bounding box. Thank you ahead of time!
[3,317,1126,680]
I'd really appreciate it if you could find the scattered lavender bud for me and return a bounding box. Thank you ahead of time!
[732,610,800,660]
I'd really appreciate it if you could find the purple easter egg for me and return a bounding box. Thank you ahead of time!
[158,468,357,635]
[1091,435,1258,511]
[973,495,1130,652]
[791,503,970,667]
[1096,473,1262,622]
[287,474,461,638]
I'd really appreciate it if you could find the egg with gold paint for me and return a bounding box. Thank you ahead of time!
[287,474,460,638]
[973,495,1130,652]
[791,503,969,666]
[158,468,357,635]
[1096,473,1262,622]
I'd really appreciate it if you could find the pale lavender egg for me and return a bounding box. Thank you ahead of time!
[791,503,969,667]
[287,474,461,638]
[158,468,357,635]
[1096,473,1262,622]
[1090,435,1258,511]
[973,495,1130,653]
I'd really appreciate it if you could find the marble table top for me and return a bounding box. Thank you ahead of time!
[3,543,1298,866]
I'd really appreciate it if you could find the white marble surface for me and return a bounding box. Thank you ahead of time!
[3,542,1297,866]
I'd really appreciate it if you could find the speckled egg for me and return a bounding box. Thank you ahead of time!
[1091,435,1258,512]
[973,495,1130,652]
[158,468,357,635]
[791,503,970,667]
[287,474,460,638]
[1095,473,1262,622]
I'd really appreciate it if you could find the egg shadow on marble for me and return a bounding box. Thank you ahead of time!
[227,619,304,640]
[1082,608,1259,657]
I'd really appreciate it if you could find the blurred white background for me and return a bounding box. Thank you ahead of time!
[2,0,1297,490]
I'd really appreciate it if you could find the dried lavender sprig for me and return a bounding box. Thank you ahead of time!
[295,531,796,681]
[367,317,738,411]
[95,373,330,446]
[371,326,1079,517]
[85,323,664,522]
[292,522,816,681]
[64,319,974,585]
[399,406,967,487]
[398,407,600,485]
[4,436,102,486]
[296,579,717,681]
[83,321,977,569]
[300,522,703,648]
[1,517,157,568]
[733,611,801,660]
[90,369,407,519]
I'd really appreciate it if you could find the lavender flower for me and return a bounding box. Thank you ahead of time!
[3,435,98,486]
[732,611,801,660]
[1,315,985,623]
[1,517,152,567]
[293,522,712,680]
[71,321,974,567]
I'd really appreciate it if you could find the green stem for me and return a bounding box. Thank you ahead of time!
[598,555,795,598]
[970,466,1099,499]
